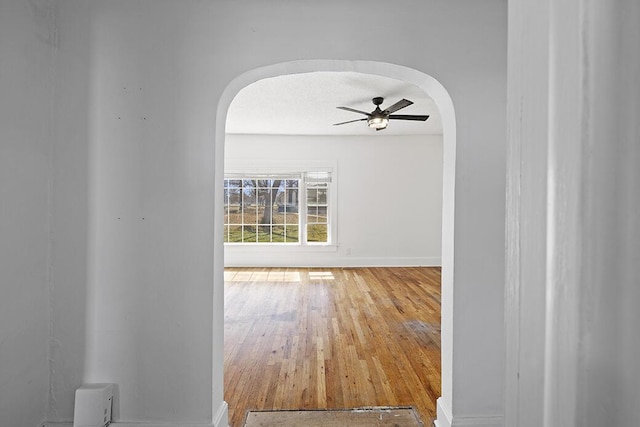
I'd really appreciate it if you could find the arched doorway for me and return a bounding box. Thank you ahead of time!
[213,60,456,426]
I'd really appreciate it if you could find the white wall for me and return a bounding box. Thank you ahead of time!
[578,3,640,426]
[36,1,506,426]
[50,2,217,423]
[504,0,550,424]
[48,1,96,421]
[225,133,443,267]
[506,1,640,426]
[0,1,54,426]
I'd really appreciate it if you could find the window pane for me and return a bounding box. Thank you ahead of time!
[285,212,299,224]
[241,205,254,225]
[316,206,328,222]
[272,225,285,242]
[307,224,327,242]
[242,225,257,243]
[281,186,299,213]
[285,225,299,242]
[257,225,271,242]
[272,212,285,225]
[307,188,318,204]
[317,188,327,204]
[226,204,240,225]
[260,206,274,225]
[278,184,299,216]
[307,206,319,223]
[227,225,242,242]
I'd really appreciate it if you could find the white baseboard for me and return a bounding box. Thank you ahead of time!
[213,401,229,427]
[44,421,216,427]
[111,424,214,427]
[43,401,228,427]
[451,417,503,427]
[225,255,441,268]
[40,401,229,427]
[434,397,453,427]
[434,397,503,427]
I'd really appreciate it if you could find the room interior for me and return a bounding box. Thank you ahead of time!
[222,71,444,425]
[223,71,444,268]
[2,1,639,427]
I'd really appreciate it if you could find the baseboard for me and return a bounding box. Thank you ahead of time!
[43,402,228,427]
[434,397,453,427]
[44,421,216,427]
[213,401,229,427]
[111,424,215,427]
[330,256,442,267]
[44,423,214,427]
[451,416,503,427]
[434,398,503,427]
[225,256,441,268]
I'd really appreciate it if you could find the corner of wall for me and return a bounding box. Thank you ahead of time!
[213,401,229,427]
[435,397,504,427]
[435,397,452,427]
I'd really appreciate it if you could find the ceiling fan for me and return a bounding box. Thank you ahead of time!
[334,97,429,131]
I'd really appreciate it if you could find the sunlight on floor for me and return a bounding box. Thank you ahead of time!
[308,271,335,280]
[224,270,302,282]
[224,270,336,282]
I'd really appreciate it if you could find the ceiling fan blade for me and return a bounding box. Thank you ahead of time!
[333,118,367,126]
[384,98,413,114]
[388,114,430,121]
[337,106,370,116]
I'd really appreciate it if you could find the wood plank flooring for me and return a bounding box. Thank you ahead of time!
[224,267,441,427]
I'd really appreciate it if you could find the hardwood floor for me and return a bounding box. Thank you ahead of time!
[224,267,441,427]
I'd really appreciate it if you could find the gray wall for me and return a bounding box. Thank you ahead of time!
[0,1,507,425]
[225,133,443,268]
[0,1,54,426]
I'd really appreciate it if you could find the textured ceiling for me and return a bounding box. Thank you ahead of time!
[226,71,443,136]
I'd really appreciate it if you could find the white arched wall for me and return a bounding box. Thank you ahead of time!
[43,3,506,425]
[214,60,456,427]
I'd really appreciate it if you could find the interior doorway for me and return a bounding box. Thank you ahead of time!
[214,60,457,427]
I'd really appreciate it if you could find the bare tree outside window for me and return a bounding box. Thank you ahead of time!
[224,173,330,244]
[224,178,300,243]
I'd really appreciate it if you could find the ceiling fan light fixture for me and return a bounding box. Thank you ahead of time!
[335,97,426,130]
[367,116,388,130]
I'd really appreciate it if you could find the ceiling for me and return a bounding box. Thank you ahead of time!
[225,71,443,136]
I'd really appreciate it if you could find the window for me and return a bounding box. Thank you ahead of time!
[305,172,329,243]
[224,171,331,245]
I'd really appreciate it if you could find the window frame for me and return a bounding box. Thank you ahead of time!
[223,161,336,248]
[223,177,301,244]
